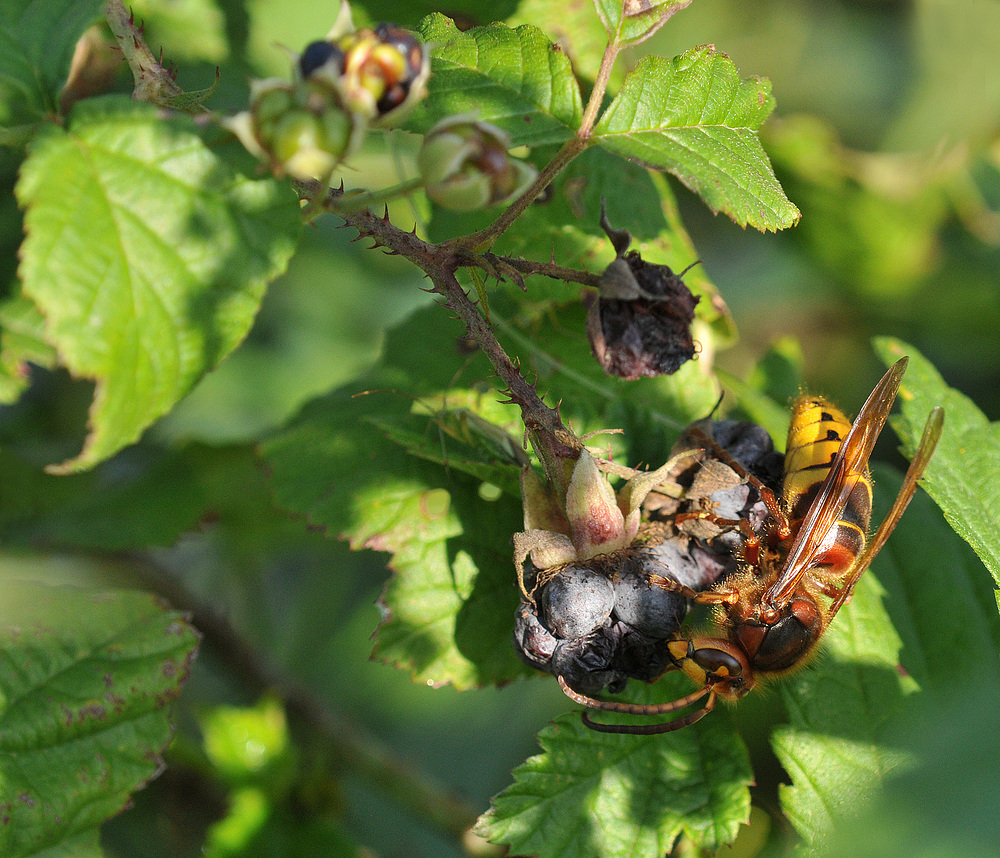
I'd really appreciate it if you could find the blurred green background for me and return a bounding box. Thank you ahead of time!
[138,0,1000,433]
[3,0,999,856]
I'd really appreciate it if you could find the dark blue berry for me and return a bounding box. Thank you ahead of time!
[613,622,674,683]
[538,564,615,640]
[299,40,344,78]
[612,555,689,640]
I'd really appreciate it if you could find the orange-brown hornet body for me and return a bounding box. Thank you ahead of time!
[561,357,944,733]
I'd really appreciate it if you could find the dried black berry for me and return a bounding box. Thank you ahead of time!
[587,204,701,379]
[513,601,558,670]
[613,622,674,683]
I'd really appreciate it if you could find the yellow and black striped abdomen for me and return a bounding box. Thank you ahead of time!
[783,396,872,569]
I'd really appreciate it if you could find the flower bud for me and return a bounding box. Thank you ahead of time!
[233,78,363,180]
[417,117,537,211]
[302,23,428,124]
[372,23,428,117]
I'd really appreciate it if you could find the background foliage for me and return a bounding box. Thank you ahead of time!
[1,1,999,857]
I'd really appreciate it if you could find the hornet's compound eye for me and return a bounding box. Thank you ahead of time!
[690,645,745,680]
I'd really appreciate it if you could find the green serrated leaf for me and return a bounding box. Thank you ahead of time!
[260,309,529,689]
[869,464,1000,696]
[369,474,525,688]
[501,147,724,303]
[593,0,692,47]
[507,0,614,83]
[347,1,520,28]
[773,567,917,849]
[263,385,526,689]
[429,144,659,266]
[261,304,496,543]
[0,0,103,130]
[873,337,1000,590]
[372,392,527,498]
[815,683,1000,858]
[478,674,752,857]
[15,96,300,473]
[592,47,800,231]
[407,15,583,146]
[774,461,1000,849]
[0,582,199,858]
[0,292,56,404]
[30,830,102,857]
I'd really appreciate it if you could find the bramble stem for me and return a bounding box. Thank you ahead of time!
[451,31,621,252]
[429,267,577,495]
[487,254,601,289]
[105,0,197,109]
[578,42,620,139]
[111,0,586,495]
[328,177,427,214]
[295,179,581,495]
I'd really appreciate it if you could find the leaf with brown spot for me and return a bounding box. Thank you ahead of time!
[0,582,199,857]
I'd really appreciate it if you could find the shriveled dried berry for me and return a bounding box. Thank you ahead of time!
[613,622,675,683]
[587,204,700,380]
[513,601,558,670]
